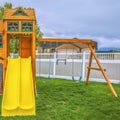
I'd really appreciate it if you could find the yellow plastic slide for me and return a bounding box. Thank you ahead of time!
[2,57,35,116]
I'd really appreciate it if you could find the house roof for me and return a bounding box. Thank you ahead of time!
[40,42,96,50]
[40,42,81,50]
[0,21,3,33]
[4,7,36,20]
[56,44,78,50]
[40,42,63,49]
[96,48,120,53]
[56,43,85,50]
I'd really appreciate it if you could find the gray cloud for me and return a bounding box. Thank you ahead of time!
[41,27,120,48]
[1,0,120,48]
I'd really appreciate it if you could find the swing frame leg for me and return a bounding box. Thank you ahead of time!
[86,44,117,97]
[86,51,93,84]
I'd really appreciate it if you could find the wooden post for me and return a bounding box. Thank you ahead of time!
[86,46,93,84]
[3,21,7,89]
[32,20,38,97]
[89,44,117,97]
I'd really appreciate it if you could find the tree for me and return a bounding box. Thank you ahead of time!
[0,2,12,20]
[0,7,4,19]
[36,23,43,47]
[4,2,12,9]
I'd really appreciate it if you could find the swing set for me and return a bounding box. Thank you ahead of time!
[38,38,117,97]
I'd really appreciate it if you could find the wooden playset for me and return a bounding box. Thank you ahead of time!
[0,6,118,117]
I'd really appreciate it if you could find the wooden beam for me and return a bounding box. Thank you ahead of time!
[38,38,95,45]
[6,32,33,34]
[89,44,117,97]
[87,67,106,71]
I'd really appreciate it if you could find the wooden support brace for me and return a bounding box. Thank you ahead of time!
[87,67,106,71]
[89,44,117,97]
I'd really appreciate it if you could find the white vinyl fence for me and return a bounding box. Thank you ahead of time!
[36,52,120,83]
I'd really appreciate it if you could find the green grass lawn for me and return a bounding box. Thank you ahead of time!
[0,77,120,120]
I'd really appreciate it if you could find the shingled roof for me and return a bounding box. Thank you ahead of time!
[40,41,98,50]
[4,7,36,20]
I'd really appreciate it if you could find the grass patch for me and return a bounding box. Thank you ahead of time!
[0,77,120,120]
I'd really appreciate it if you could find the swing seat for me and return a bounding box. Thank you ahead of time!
[72,76,82,82]
[56,58,67,65]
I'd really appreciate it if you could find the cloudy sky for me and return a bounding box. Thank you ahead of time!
[1,0,120,48]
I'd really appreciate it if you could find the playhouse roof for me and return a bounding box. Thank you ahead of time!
[4,7,36,21]
[0,21,3,33]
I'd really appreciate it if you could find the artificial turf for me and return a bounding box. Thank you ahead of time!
[0,77,120,120]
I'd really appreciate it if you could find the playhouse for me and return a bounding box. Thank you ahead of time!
[0,7,36,116]
[0,7,36,93]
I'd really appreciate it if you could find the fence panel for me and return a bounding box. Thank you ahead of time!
[36,52,120,83]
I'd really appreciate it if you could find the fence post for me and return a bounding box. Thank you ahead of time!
[82,51,86,80]
[53,52,56,77]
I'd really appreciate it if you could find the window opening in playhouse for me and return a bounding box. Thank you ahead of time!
[22,22,33,32]
[7,22,19,32]
[9,35,20,58]
[13,9,27,16]
[0,34,3,48]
